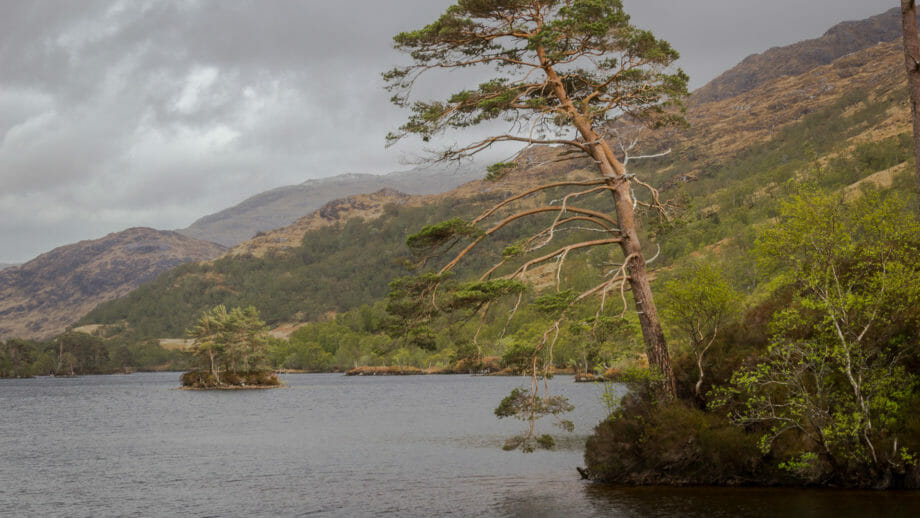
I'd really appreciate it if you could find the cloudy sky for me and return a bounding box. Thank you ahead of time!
[0,0,891,263]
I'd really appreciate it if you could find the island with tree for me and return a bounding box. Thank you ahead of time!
[180,305,281,389]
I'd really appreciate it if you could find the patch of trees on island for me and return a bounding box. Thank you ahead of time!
[180,305,280,389]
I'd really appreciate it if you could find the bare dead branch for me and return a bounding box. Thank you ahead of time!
[507,238,623,280]
[472,180,608,225]
[440,206,619,274]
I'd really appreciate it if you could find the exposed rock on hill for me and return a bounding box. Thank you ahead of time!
[178,164,482,247]
[228,188,420,258]
[693,7,902,104]
[0,228,226,340]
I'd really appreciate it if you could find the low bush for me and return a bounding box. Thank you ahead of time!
[584,390,770,485]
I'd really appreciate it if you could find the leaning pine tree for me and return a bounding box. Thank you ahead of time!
[385,0,687,403]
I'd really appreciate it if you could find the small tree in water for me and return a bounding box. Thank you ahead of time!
[385,0,688,449]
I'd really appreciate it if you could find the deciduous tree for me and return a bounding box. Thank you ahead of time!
[712,190,920,484]
[661,261,741,398]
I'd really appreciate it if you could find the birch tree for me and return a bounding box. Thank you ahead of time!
[712,191,920,484]
[661,261,740,399]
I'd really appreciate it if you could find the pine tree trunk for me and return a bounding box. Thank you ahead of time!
[565,118,677,400]
[901,0,920,207]
[608,179,678,399]
[540,49,677,400]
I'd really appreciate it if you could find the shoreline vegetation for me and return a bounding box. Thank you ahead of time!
[580,192,920,490]
[344,363,579,376]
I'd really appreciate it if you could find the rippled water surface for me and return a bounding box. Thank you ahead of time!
[2,373,919,517]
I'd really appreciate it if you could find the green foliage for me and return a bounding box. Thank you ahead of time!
[661,262,740,339]
[710,190,920,485]
[500,341,538,375]
[532,290,577,317]
[0,331,188,378]
[385,0,687,149]
[447,279,525,311]
[180,369,280,389]
[485,161,517,181]
[385,273,449,351]
[79,202,475,340]
[495,387,575,452]
[501,241,526,259]
[406,218,480,254]
[0,338,41,378]
[271,337,332,372]
[661,260,742,396]
[585,398,765,484]
[564,314,643,375]
[186,305,273,384]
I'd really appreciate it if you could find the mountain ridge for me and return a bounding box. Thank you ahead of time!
[0,228,226,340]
[692,7,903,105]
[177,164,482,247]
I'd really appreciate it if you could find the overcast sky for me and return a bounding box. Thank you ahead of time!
[0,0,891,263]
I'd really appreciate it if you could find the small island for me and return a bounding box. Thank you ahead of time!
[180,305,281,389]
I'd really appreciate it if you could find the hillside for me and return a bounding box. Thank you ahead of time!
[0,228,226,340]
[227,188,422,258]
[177,163,481,247]
[692,7,903,104]
[78,158,585,338]
[646,38,907,188]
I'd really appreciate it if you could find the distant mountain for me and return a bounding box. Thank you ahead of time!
[0,228,226,340]
[693,7,903,104]
[177,163,483,247]
[0,263,19,271]
[227,188,419,258]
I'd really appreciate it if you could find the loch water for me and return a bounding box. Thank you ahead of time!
[2,372,919,517]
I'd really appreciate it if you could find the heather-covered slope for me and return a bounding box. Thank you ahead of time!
[692,7,903,104]
[0,228,226,340]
